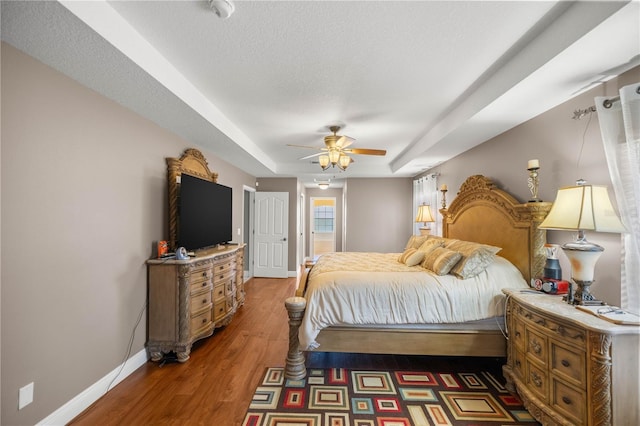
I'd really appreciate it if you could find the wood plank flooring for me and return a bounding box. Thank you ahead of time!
[69,276,505,426]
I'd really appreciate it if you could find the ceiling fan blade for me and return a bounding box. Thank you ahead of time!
[335,135,355,148]
[299,152,324,160]
[287,144,323,150]
[345,148,387,156]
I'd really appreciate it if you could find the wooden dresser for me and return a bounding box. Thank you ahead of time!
[146,244,245,362]
[503,289,639,425]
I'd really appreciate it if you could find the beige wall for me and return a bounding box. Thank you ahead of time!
[0,43,255,425]
[344,178,414,252]
[423,66,640,306]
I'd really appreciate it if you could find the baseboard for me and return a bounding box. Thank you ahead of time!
[37,348,149,425]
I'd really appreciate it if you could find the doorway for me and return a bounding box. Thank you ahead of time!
[310,197,336,256]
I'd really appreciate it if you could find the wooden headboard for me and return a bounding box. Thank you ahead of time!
[440,175,551,283]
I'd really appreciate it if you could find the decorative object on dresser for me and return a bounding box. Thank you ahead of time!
[502,289,639,425]
[415,203,435,235]
[539,180,627,305]
[147,148,245,362]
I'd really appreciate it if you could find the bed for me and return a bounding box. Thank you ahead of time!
[284,175,552,379]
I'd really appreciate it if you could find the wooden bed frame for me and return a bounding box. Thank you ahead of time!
[284,175,551,379]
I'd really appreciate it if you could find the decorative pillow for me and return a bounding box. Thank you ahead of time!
[398,247,417,263]
[422,247,462,275]
[404,250,426,266]
[418,238,445,252]
[405,235,430,250]
[447,240,502,279]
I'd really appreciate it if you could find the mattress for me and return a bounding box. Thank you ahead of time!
[299,252,528,350]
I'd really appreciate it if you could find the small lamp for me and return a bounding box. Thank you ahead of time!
[539,181,626,305]
[415,204,435,236]
[318,155,330,170]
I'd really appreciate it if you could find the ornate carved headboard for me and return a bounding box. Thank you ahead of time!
[166,148,219,251]
[440,175,551,283]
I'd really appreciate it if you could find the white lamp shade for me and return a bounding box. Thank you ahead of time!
[539,185,626,233]
[318,155,330,168]
[415,205,435,223]
[328,149,341,164]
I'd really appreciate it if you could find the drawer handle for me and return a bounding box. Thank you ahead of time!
[561,359,570,368]
[202,272,207,277]
[515,331,521,338]
[202,318,207,324]
[562,396,572,405]
[531,372,542,387]
[202,299,207,304]
[515,360,521,367]
[531,340,542,354]
[201,282,207,287]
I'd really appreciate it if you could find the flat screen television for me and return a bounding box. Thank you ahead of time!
[177,173,232,251]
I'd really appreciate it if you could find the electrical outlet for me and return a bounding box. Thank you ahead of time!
[19,382,34,409]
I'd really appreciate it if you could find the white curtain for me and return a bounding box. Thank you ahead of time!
[595,82,640,314]
[413,175,441,236]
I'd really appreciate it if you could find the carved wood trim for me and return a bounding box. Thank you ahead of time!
[167,148,219,251]
[589,332,613,426]
[440,175,551,282]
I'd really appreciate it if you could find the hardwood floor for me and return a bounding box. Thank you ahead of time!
[69,276,505,426]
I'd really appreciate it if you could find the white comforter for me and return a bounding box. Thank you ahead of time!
[299,252,528,350]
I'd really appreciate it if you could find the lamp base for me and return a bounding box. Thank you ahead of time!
[419,227,431,236]
[569,279,604,306]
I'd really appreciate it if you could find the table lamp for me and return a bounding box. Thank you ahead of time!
[539,181,626,305]
[416,204,435,236]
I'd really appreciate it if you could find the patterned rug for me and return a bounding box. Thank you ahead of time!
[243,367,538,425]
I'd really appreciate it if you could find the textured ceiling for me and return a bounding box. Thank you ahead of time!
[2,1,639,187]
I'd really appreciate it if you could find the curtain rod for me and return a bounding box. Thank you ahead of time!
[574,85,640,118]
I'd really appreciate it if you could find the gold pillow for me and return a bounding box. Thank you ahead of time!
[422,247,462,275]
[405,235,429,250]
[398,247,417,263]
[418,238,445,252]
[447,240,502,279]
[404,250,426,266]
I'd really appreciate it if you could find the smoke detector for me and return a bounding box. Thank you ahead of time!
[208,0,235,19]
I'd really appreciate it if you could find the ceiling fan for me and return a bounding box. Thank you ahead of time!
[288,125,386,171]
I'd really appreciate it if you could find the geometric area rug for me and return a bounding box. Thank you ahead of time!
[243,367,540,425]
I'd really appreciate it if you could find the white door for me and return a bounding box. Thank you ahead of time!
[254,192,289,278]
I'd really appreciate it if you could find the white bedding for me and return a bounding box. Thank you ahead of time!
[299,252,528,350]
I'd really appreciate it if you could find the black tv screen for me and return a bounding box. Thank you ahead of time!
[178,174,232,250]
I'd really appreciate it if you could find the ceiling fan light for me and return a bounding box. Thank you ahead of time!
[319,155,330,169]
[328,149,341,164]
[338,154,351,170]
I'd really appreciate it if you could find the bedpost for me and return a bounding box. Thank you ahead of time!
[285,297,307,379]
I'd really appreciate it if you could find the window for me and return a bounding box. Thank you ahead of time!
[314,205,334,232]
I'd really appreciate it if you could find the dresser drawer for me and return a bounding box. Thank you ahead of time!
[213,268,235,285]
[213,299,227,320]
[526,361,548,403]
[513,320,525,351]
[513,349,526,377]
[190,309,212,336]
[552,379,586,425]
[526,328,548,366]
[190,289,212,315]
[213,282,226,302]
[551,342,585,388]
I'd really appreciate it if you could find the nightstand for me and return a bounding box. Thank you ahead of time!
[502,289,639,425]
